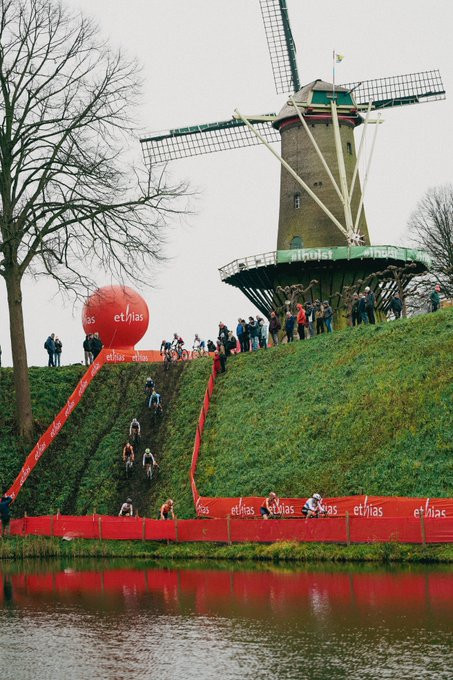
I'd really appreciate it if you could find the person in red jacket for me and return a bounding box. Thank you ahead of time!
[296,303,307,340]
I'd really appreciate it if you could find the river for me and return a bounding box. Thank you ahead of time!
[0,561,451,679]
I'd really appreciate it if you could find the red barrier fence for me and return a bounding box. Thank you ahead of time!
[8,514,453,544]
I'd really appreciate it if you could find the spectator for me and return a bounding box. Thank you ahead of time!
[44,333,56,367]
[226,331,237,355]
[323,301,334,333]
[256,315,268,349]
[91,332,103,359]
[219,344,227,372]
[389,292,403,319]
[236,319,246,353]
[296,303,307,340]
[213,349,222,375]
[218,322,229,349]
[365,286,376,324]
[314,300,324,334]
[54,337,62,367]
[430,284,441,312]
[207,339,216,353]
[351,294,360,327]
[305,302,315,337]
[0,493,12,537]
[241,319,250,352]
[358,294,369,324]
[83,334,93,365]
[285,311,295,343]
[247,316,260,351]
[269,311,281,346]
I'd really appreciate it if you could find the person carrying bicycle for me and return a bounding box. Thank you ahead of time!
[123,441,135,466]
[158,499,175,520]
[143,448,158,478]
[302,493,327,518]
[260,492,281,519]
[119,498,133,517]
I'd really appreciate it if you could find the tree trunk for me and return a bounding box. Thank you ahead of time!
[4,266,34,442]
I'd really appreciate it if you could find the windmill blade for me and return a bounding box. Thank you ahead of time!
[140,117,280,165]
[259,0,301,94]
[340,70,446,110]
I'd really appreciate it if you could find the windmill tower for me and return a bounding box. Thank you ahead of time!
[141,0,445,322]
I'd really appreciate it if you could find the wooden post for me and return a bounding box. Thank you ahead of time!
[50,515,54,537]
[174,517,179,543]
[98,516,103,541]
[227,515,231,545]
[142,517,146,542]
[345,511,351,546]
[24,511,28,537]
[420,509,426,546]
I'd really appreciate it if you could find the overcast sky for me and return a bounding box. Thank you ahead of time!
[1,0,452,367]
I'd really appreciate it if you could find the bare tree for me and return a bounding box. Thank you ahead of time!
[408,184,453,298]
[0,0,188,440]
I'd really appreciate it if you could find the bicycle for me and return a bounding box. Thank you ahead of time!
[124,455,134,477]
[144,461,159,481]
[192,347,207,359]
[151,400,163,418]
[130,430,140,452]
[171,347,189,362]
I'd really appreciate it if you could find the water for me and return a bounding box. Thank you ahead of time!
[0,561,451,680]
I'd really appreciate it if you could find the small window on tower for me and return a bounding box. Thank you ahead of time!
[347,142,352,155]
[290,236,303,250]
[294,192,301,209]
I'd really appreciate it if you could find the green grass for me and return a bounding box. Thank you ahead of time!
[0,536,451,563]
[196,309,453,499]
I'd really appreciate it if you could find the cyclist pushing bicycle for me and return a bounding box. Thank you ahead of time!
[143,448,159,480]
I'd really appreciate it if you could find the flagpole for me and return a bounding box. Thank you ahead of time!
[332,49,336,100]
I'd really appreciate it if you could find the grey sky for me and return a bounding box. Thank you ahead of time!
[1,0,452,366]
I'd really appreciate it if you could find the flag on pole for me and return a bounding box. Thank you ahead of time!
[335,53,345,63]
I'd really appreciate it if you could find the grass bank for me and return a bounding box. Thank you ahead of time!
[0,536,452,563]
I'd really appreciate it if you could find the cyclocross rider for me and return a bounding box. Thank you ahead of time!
[159,499,174,520]
[122,441,135,465]
[260,492,280,519]
[302,493,327,518]
[149,388,161,411]
[193,334,206,353]
[129,418,141,437]
[171,333,184,356]
[119,498,133,516]
[144,377,155,395]
[143,448,158,476]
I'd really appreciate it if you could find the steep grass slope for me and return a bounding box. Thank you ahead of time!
[196,309,453,500]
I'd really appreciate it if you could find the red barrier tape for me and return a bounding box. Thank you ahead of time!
[8,514,453,543]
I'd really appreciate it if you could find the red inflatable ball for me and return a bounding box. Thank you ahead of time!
[82,286,149,350]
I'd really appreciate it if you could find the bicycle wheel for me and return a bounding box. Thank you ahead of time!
[171,349,179,362]
[181,349,189,361]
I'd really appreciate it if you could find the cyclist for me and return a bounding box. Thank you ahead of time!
[302,493,327,518]
[260,492,281,519]
[122,441,135,469]
[143,448,158,479]
[119,498,133,516]
[144,377,155,396]
[158,499,175,520]
[171,333,184,358]
[149,388,162,414]
[192,334,206,355]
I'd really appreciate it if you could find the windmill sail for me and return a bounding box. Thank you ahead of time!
[259,0,300,94]
[141,117,279,165]
[340,70,445,109]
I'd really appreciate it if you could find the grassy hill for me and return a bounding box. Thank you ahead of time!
[0,309,452,520]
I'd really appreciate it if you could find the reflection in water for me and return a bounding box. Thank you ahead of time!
[0,562,451,680]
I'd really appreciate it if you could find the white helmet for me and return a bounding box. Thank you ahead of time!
[313,493,321,501]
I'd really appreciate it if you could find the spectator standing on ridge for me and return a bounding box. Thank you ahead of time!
[247,316,260,351]
[54,337,62,366]
[365,287,376,324]
[269,311,281,346]
[314,301,324,334]
[213,350,222,375]
[389,292,403,319]
[285,311,295,343]
[0,493,13,537]
[207,339,216,353]
[91,332,103,359]
[226,331,237,355]
[241,319,250,352]
[305,302,315,337]
[218,322,229,352]
[430,284,441,312]
[83,334,93,365]
[296,303,307,340]
[323,301,334,333]
[351,294,360,326]
[256,315,268,349]
[358,294,368,324]
[236,319,246,352]
[44,333,56,367]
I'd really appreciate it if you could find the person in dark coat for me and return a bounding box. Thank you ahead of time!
[0,494,12,537]
[91,332,103,359]
[314,300,324,334]
[236,319,246,352]
[269,311,281,346]
[305,302,315,337]
[351,294,361,326]
[285,312,295,343]
[389,293,403,319]
[44,333,56,367]
[217,322,229,350]
[358,294,369,324]
[247,316,260,351]
[430,285,441,312]
[54,337,62,366]
[365,287,376,324]
[83,334,93,365]
[241,319,250,352]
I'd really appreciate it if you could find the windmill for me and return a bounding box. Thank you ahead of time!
[141,0,445,322]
